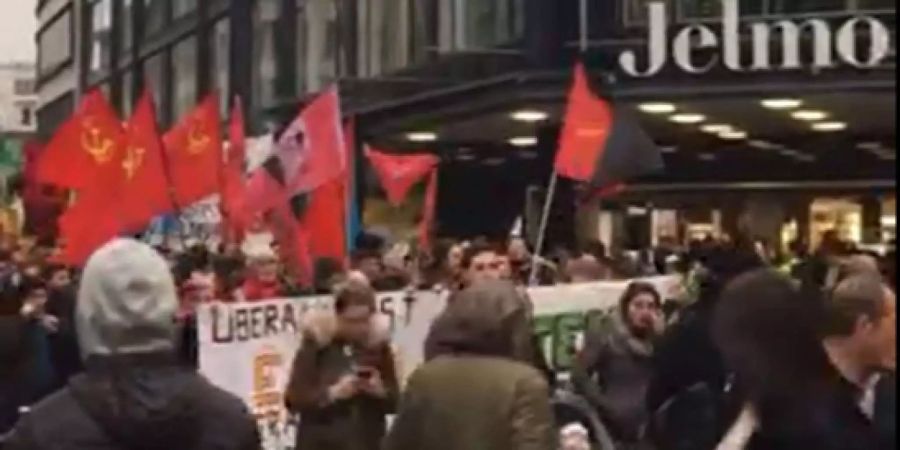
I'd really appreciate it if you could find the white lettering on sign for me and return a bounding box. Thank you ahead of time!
[619,0,894,77]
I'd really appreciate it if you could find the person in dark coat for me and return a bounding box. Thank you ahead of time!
[3,239,260,450]
[572,281,664,444]
[42,264,82,389]
[384,280,555,450]
[284,279,398,450]
[713,269,896,450]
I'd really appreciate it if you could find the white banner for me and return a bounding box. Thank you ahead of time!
[197,276,679,449]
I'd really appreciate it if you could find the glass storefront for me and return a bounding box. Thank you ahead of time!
[121,0,133,54]
[211,18,230,116]
[297,0,339,94]
[172,36,198,120]
[37,7,72,78]
[88,0,113,82]
[173,0,198,18]
[143,51,167,121]
[254,0,279,106]
[144,0,167,38]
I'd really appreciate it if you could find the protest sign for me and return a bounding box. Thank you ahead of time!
[197,276,679,449]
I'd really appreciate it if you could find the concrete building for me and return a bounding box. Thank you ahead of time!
[0,62,37,136]
[36,0,80,140]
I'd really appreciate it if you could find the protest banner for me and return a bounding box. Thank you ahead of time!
[197,276,679,449]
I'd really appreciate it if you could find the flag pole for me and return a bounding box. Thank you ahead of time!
[528,0,590,286]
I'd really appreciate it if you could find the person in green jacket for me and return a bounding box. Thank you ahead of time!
[384,280,555,450]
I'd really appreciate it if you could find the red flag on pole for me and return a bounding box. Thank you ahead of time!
[302,177,347,264]
[164,95,223,207]
[555,63,662,186]
[37,89,124,189]
[365,147,439,206]
[221,97,247,242]
[418,169,439,251]
[277,86,346,196]
[115,90,174,232]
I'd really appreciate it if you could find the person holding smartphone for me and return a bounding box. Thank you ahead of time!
[285,279,398,450]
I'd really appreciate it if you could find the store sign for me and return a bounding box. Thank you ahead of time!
[620,0,894,77]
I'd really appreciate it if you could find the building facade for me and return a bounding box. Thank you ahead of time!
[0,62,38,136]
[38,0,897,250]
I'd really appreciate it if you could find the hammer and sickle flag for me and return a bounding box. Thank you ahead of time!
[164,95,223,208]
[37,89,124,189]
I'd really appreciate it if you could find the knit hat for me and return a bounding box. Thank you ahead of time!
[76,239,179,360]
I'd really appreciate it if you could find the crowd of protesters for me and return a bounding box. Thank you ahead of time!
[0,224,896,450]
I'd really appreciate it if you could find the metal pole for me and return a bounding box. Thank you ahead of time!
[528,172,559,285]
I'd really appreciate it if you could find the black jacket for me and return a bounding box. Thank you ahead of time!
[4,355,261,450]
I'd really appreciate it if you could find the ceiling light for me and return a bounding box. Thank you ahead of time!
[700,124,733,134]
[792,110,829,121]
[698,153,717,161]
[761,98,803,110]
[511,110,549,123]
[639,103,677,114]
[719,130,748,140]
[406,132,438,142]
[857,142,883,151]
[748,140,783,150]
[795,154,817,162]
[779,149,800,157]
[669,114,706,124]
[660,146,678,154]
[812,121,848,132]
[508,136,538,147]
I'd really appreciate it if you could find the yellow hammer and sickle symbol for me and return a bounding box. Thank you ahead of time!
[187,123,211,155]
[81,118,115,164]
[122,146,146,180]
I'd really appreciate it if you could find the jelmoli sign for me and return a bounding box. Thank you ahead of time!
[620,0,894,77]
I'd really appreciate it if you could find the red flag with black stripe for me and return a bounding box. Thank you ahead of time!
[555,63,663,187]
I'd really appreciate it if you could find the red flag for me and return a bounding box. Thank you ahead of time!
[114,91,174,231]
[55,193,121,266]
[302,177,347,264]
[554,63,613,183]
[365,147,439,206]
[418,169,439,251]
[164,95,223,207]
[37,90,124,189]
[221,97,247,242]
[277,87,346,195]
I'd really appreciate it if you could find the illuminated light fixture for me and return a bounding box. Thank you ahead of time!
[669,113,706,124]
[748,140,783,150]
[857,142,883,151]
[719,130,748,140]
[639,103,677,114]
[660,146,678,153]
[508,136,538,147]
[761,98,803,110]
[698,153,717,161]
[795,154,817,163]
[511,110,549,123]
[700,124,733,134]
[812,121,848,132]
[779,149,801,157]
[791,110,829,121]
[406,132,438,142]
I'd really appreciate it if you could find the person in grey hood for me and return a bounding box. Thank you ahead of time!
[3,239,260,450]
[572,281,664,447]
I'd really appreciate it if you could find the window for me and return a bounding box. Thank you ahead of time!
[173,0,197,18]
[771,0,847,14]
[855,0,894,10]
[624,0,652,25]
[14,79,35,96]
[144,0,168,37]
[411,0,438,63]
[143,51,167,121]
[357,0,411,77]
[88,0,113,81]
[210,19,230,116]
[172,36,198,120]
[121,0,134,53]
[121,70,134,116]
[255,0,279,105]
[677,0,765,19]
[37,7,73,77]
[20,106,33,127]
[454,0,525,49]
[297,0,338,93]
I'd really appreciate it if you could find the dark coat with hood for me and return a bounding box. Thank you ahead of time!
[284,310,398,450]
[384,281,555,450]
[3,239,260,450]
[0,314,30,435]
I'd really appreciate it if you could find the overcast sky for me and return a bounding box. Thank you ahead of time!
[0,0,37,63]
